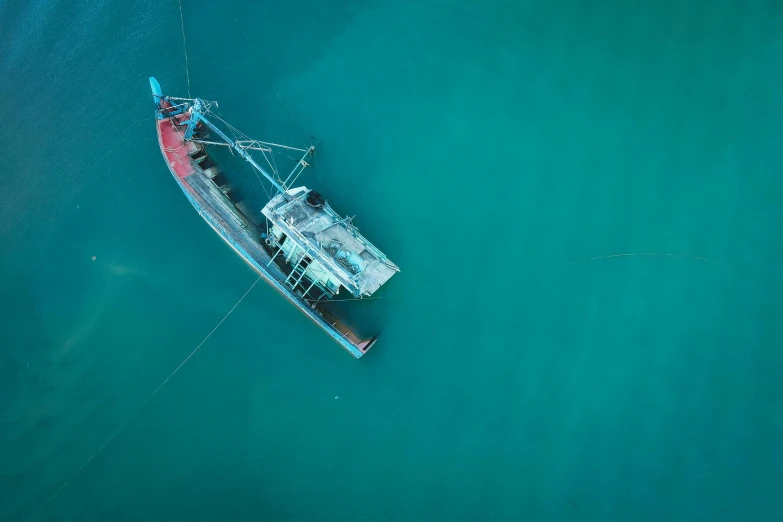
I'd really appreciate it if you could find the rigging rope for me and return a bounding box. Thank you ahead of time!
[189,12,313,197]
[202,108,282,197]
[31,277,262,520]
[312,143,322,183]
[178,0,191,98]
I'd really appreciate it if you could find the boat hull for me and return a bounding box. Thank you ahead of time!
[154,109,376,358]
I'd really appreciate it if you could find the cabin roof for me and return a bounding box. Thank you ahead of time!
[261,187,399,296]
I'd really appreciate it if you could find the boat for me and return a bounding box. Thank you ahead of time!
[148,77,399,358]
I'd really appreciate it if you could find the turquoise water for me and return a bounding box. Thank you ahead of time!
[2,0,783,520]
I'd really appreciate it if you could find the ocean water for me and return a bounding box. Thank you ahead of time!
[2,0,783,520]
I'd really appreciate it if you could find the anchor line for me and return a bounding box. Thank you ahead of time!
[31,277,261,520]
[178,0,191,98]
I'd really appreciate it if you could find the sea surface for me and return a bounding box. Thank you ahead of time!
[1,0,783,520]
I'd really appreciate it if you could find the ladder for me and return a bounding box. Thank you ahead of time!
[284,255,311,290]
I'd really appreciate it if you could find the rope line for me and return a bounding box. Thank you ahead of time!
[31,277,261,520]
[565,253,735,268]
[312,144,322,183]
[178,0,191,98]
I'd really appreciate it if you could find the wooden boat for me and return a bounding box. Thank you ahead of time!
[149,78,399,358]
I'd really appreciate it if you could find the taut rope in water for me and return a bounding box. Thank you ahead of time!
[177,0,191,98]
[31,277,261,520]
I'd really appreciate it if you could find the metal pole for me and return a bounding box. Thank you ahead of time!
[283,146,315,187]
[267,245,284,267]
[191,102,286,194]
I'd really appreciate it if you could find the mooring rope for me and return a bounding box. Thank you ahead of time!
[31,277,261,520]
[177,0,191,98]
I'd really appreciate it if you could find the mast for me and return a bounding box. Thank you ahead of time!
[150,78,314,197]
[184,99,286,194]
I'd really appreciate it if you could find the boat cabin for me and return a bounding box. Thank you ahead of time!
[262,187,399,301]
